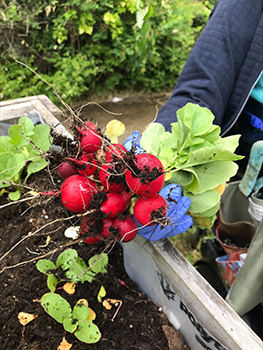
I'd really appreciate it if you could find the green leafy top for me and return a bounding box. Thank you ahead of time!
[0,116,53,200]
[41,293,101,343]
[140,103,243,230]
[36,249,108,292]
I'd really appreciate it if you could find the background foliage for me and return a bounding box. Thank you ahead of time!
[0,0,216,104]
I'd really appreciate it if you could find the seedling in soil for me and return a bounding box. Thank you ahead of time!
[0,116,53,200]
[36,248,108,292]
[41,294,101,344]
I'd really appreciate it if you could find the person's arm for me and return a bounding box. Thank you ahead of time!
[156,0,262,131]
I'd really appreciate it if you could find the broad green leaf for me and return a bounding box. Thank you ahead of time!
[36,259,56,274]
[25,157,48,181]
[178,103,214,137]
[175,111,189,150]
[74,321,101,344]
[159,131,177,150]
[189,140,213,153]
[182,168,200,193]
[202,125,221,143]
[79,23,93,35]
[143,5,154,21]
[64,9,77,21]
[136,6,149,29]
[182,134,205,150]
[8,125,27,147]
[25,146,40,161]
[175,152,189,164]
[0,136,11,152]
[30,124,52,152]
[41,293,72,324]
[213,134,241,153]
[170,122,181,150]
[190,161,238,194]
[8,190,21,201]
[7,153,26,177]
[63,317,78,333]
[73,299,90,321]
[56,249,78,270]
[199,202,220,218]
[178,147,243,169]
[18,116,35,136]
[159,146,174,166]
[186,189,220,214]
[89,253,108,274]
[0,153,10,173]
[165,169,193,187]
[47,273,58,292]
[141,123,165,156]
[66,257,95,283]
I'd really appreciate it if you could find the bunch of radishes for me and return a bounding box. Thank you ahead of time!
[56,121,168,244]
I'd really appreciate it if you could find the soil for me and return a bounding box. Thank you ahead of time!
[0,155,190,349]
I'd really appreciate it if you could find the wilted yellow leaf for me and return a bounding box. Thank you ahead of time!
[102,298,121,310]
[105,119,125,143]
[18,312,38,326]
[215,183,226,196]
[63,282,76,294]
[86,307,96,321]
[102,299,112,310]
[39,235,51,248]
[97,285,106,303]
[0,188,8,196]
[57,336,72,350]
[76,298,89,307]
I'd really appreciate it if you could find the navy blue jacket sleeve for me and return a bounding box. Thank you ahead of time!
[155,0,262,132]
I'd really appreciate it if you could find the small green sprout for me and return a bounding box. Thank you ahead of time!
[41,294,101,343]
[36,248,108,292]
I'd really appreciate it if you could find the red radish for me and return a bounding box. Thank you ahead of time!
[84,235,101,244]
[58,161,78,179]
[125,153,165,197]
[114,216,138,242]
[100,191,131,219]
[105,144,127,162]
[79,217,115,244]
[79,128,102,154]
[133,194,167,226]
[77,121,97,134]
[79,217,101,244]
[83,121,97,130]
[101,218,115,238]
[61,175,99,213]
[68,154,98,176]
[99,164,126,193]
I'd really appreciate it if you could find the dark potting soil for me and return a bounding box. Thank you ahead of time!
[0,168,189,350]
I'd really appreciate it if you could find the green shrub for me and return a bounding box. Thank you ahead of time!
[0,0,213,103]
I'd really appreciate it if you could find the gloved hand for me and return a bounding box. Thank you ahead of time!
[135,183,193,241]
[123,130,145,154]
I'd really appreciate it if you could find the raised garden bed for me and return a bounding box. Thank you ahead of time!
[0,96,262,350]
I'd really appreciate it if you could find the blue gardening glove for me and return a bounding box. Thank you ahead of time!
[123,130,145,154]
[135,184,193,241]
